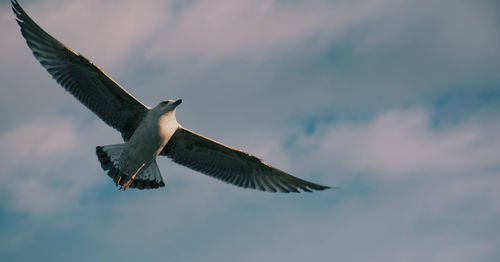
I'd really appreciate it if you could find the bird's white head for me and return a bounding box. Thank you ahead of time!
[153,99,182,115]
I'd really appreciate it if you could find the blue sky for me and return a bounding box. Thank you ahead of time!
[1,0,499,261]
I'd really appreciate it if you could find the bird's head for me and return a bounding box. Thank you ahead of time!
[153,99,182,114]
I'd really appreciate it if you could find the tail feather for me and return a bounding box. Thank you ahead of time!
[96,144,123,170]
[96,144,165,190]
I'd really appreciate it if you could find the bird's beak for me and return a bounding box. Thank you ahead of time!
[173,99,182,107]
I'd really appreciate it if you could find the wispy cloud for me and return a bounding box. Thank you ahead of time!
[147,0,386,63]
[0,118,113,214]
[296,108,500,177]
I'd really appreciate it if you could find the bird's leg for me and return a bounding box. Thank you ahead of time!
[116,175,123,186]
[120,163,146,190]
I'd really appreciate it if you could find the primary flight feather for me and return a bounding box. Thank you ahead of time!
[12,0,330,192]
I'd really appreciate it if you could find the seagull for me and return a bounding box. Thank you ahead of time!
[11,0,330,192]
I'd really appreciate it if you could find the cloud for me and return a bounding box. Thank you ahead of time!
[295,108,500,178]
[147,0,385,63]
[18,0,167,68]
[0,118,77,164]
[0,118,114,214]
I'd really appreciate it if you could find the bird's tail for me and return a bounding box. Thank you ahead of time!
[96,144,165,190]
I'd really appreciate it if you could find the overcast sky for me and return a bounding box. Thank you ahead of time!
[1,0,499,261]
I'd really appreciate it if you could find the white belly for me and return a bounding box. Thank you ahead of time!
[119,111,179,176]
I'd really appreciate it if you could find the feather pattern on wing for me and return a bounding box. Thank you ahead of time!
[11,0,148,140]
[161,128,330,193]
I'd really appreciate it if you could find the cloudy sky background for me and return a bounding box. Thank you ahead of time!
[1,0,499,261]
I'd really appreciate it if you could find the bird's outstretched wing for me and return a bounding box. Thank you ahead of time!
[161,127,330,193]
[11,0,148,141]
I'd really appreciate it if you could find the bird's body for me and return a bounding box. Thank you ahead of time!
[112,100,181,189]
[122,102,179,175]
[12,0,331,192]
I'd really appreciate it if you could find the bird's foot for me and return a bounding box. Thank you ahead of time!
[116,163,145,191]
[115,175,131,190]
[120,178,134,190]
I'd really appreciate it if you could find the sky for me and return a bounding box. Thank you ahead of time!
[0,0,499,261]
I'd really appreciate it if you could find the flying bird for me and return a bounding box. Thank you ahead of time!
[11,0,330,192]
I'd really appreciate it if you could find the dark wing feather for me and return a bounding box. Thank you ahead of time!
[161,127,331,193]
[11,0,148,140]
